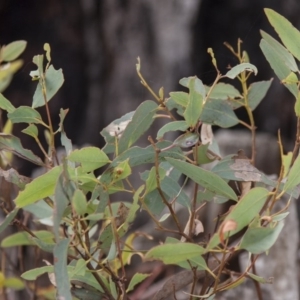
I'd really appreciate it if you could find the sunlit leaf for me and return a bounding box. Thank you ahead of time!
[126,273,151,293]
[2,40,27,61]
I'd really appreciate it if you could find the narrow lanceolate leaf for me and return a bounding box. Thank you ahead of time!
[184,77,203,128]
[283,154,300,192]
[239,221,284,254]
[145,243,205,264]
[8,106,43,124]
[68,147,110,173]
[0,134,44,166]
[118,100,157,154]
[260,39,298,97]
[248,79,273,110]
[166,157,237,200]
[265,8,300,62]
[225,63,258,79]
[169,92,188,108]
[15,166,61,208]
[54,239,72,300]
[2,40,27,61]
[0,208,18,234]
[156,120,188,140]
[295,91,300,117]
[260,30,298,72]
[32,65,64,108]
[207,187,269,250]
[0,94,15,113]
[22,124,38,139]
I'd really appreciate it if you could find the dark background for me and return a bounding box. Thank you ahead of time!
[0,0,299,174]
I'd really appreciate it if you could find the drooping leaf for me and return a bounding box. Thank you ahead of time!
[225,63,258,79]
[184,77,203,128]
[207,187,269,250]
[53,170,75,240]
[0,208,18,234]
[166,157,237,200]
[54,239,72,300]
[260,30,298,72]
[260,39,298,97]
[118,100,157,154]
[2,41,27,61]
[0,134,44,166]
[265,8,300,62]
[72,189,87,215]
[248,79,273,110]
[8,106,43,124]
[1,230,54,247]
[21,266,53,280]
[126,273,151,293]
[68,147,110,173]
[15,166,61,208]
[145,243,205,264]
[239,221,284,254]
[283,153,300,192]
[32,65,64,108]
[156,120,188,139]
[0,94,15,113]
[200,99,239,128]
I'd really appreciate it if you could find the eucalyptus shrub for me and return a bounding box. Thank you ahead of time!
[0,8,300,300]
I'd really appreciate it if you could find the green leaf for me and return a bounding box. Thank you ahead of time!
[0,208,18,234]
[173,132,199,148]
[71,287,105,300]
[144,167,166,194]
[184,77,203,128]
[179,77,206,97]
[194,143,216,165]
[0,60,23,81]
[72,189,87,215]
[32,65,64,108]
[248,79,273,110]
[118,100,157,153]
[3,277,25,290]
[239,221,284,254]
[260,39,298,97]
[54,171,75,240]
[21,266,53,280]
[126,273,151,293]
[22,124,38,139]
[207,187,269,250]
[2,40,27,61]
[265,8,300,62]
[204,83,242,100]
[0,168,30,190]
[283,153,300,191]
[101,111,134,154]
[295,91,300,117]
[54,239,72,300]
[8,106,43,124]
[15,166,61,208]
[166,157,237,200]
[260,30,298,72]
[145,243,205,264]
[1,230,54,247]
[156,120,188,139]
[225,63,258,79]
[169,92,188,108]
[0,93,15,113]
[0,134,44,166]
[200,99,239,128]
[68,147,110,173]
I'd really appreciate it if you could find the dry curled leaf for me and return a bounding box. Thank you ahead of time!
[219,219,237,245]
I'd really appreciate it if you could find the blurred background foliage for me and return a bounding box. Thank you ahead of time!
[0,0,299,174]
